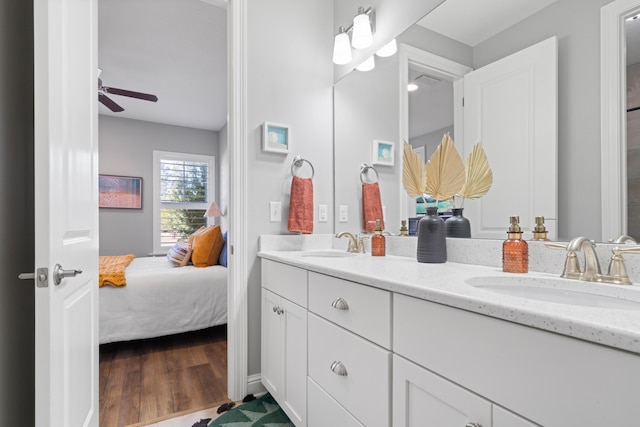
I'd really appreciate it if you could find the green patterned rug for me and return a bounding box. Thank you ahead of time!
[208,393,295,427]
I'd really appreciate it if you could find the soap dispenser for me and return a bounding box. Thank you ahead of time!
[503,215,528,273]
[531,216,550,241]
[372,219,386,256]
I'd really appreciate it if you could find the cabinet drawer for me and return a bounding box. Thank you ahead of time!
[308,313,390,427]
[308,377,363,427]
[262,259,307,307]
[308,272,391,348]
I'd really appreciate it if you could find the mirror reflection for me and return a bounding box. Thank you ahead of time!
[626,15,640,241]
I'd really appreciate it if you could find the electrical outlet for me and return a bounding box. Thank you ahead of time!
[339,205,348,222]
[269,201,281,222]
[318,204,328,222]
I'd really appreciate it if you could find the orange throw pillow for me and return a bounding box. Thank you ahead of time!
[190,225,225,267]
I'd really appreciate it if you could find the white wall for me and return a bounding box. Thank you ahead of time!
[245,0,334,375]
[0,1,35,424]
[99,115,219,256]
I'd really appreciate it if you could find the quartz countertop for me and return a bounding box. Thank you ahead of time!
[258,249,640,355]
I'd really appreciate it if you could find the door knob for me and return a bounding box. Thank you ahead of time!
[53,264,82,286]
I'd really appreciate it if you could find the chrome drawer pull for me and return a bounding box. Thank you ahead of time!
[272,306,284,315]
[331,297,349,310]
[330,360,348,376]
[465,423,482,427]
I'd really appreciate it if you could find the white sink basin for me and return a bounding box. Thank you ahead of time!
[465,276,640,310]
[299,250,357,258]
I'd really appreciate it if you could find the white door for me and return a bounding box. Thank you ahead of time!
[33,0,99,426]
[463,37,558,239]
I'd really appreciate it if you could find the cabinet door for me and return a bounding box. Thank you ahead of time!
[393,355,491,427]
[261,288,284,397]
[280,297,307,426]
[261,288,307,427]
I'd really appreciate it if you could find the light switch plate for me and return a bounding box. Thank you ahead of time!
[339,205,348,222]
[270,201,281,222]
[318,204,328,222]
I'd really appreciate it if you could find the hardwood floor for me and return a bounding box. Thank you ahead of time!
[99,325,228,427]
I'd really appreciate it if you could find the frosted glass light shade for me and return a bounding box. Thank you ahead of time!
[407,82,419,92]
[351,11,373,49]
[356,56,375,72]
[376,39,397,57]
[332,31,352,65]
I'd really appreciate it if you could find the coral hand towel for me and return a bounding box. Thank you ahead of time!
[288,176,314,234]
[362,182,384,233]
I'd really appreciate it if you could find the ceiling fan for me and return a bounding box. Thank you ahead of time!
[97,69,158,112]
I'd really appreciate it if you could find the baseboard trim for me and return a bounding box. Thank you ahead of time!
[247,373,266,397]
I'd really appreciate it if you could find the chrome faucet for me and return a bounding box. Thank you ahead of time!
[613,234,638,244]
[336,232,365,253]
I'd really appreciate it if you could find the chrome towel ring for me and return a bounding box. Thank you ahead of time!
[360,163,379,184]
[291,155,315,179]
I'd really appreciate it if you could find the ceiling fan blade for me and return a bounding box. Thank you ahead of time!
[99,93,124,112]
[104,86,158,102]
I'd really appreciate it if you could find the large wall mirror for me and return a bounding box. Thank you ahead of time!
[602,0,640,243]
[334,1,559,239]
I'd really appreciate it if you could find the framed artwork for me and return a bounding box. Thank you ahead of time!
[372,140,395,166]
[262,122,290,154]
[99,175,142,209]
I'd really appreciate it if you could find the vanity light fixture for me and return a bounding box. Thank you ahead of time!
[332,6,376,65]
[356,56,375,72]
[333,27,352,65]
[351,7,374,49]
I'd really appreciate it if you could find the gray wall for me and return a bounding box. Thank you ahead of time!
[99,115,219,256]
[410,125,455,159]
[0,0,35,424]
[472,0,613,240]
[246,0,334,376]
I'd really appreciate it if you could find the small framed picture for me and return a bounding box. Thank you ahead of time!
[99,175,142,209]
[262,122,290,154]
[372,140,395,166]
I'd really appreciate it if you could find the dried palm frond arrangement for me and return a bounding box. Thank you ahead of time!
[403,133,493,208]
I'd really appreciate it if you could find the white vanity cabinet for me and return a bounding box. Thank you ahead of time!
[393,293,640,426]
[307,272,392,427]
[261,260,308,426]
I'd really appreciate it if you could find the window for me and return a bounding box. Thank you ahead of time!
[153,151,215,253]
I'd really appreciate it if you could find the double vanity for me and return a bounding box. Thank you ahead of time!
[258,235,640,426]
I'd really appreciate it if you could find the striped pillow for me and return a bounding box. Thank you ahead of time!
[166,241,193,267]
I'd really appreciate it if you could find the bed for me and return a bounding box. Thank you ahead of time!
[99,256,228,344]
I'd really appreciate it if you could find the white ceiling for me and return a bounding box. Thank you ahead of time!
[98,0,227,131]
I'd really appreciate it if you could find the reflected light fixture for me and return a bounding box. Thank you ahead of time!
[376,39,397,57]
[351,7,374,49]
[332,6,376,65]
[407,82,419,92]
[356,56,375,72]
[332,27,352,65]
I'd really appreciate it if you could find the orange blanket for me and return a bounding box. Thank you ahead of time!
[99,254,135,287]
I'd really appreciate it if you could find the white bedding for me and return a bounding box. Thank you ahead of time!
[99,256,227,344]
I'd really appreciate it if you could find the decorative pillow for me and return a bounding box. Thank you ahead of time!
[191,225,225,267]
[166,241,193,267]
[219,231,228,267]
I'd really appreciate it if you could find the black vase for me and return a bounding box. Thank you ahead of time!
[416,207,447,263]
[445,208,471,238]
